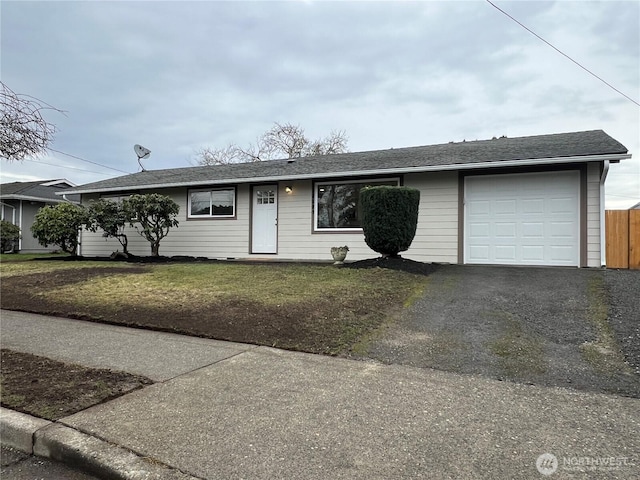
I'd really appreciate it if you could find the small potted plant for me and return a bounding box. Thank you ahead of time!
[330,245,349,264]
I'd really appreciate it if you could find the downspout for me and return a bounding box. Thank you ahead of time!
[600,160,609,267]
[19,200,23,251]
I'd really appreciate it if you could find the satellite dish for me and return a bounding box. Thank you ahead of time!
[134,144,151,171]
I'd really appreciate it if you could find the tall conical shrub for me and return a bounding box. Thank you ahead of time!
[360,186,420,257]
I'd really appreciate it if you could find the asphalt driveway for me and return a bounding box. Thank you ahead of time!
[360,265,640,398]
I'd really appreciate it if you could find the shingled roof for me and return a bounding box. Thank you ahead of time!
[62,130,629,195]
[1,179,80,203]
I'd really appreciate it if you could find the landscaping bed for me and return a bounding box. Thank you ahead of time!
[0,349,153,420]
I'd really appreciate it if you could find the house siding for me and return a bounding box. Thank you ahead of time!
[404,172,459,263]
[0,200,53,253]
[80,173,460,263]
[79,167,600,266]
[19,202,47,252]
[586,162,602,267]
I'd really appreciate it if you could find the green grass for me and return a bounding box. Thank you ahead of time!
[0,252,70,262]
[1,260,429,355]
[488,311,547,377]
[43,262,426,310]
[580,275,631,374]
[0,259,139,278]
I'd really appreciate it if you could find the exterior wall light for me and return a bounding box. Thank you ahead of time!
[285,186,293,194]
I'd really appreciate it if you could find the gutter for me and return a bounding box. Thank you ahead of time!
[1,194,78,204]
[58,153,632,195]
[600,160,609,267]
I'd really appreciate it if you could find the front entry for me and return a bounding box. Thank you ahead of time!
[251,185,278,254]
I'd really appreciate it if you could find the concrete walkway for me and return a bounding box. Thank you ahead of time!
[1,311,639,479]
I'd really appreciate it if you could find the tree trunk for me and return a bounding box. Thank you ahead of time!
[151,242,159,256]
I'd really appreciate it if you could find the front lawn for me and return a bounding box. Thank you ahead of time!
[0,260,430,355]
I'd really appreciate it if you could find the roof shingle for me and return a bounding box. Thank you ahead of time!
[62,130,628,194]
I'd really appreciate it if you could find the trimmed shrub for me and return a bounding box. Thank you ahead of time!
[1,220,21,252]
[360,186,420,257]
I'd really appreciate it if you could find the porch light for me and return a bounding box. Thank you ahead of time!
[285,186,293,194]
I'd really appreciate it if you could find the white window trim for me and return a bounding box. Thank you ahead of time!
[314,177,400,232]
[188,187,236,218]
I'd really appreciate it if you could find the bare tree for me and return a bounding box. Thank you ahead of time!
[0,82,63,161]
[196,122,348,166]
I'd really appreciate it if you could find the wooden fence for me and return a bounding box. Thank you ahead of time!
[605,210,640,269]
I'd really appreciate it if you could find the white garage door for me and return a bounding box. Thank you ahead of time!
[465,171,580,266]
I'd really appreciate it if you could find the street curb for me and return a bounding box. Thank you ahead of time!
[1,408,199,479]
[0,407,51,454]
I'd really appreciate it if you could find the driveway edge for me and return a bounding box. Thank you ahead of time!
[1,408,199,479]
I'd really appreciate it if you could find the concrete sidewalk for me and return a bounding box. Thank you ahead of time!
[1,311,639,479]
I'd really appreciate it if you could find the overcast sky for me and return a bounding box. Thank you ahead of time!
[1,0,638,208]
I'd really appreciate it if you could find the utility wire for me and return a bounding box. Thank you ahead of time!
[18,158,116,176]
[49,148,132,174]
[486,0,640,107]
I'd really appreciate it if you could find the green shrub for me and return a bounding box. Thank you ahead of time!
[1,220,21,252]
[126,194,179,256]
[31,203,88,255]
[360,186,420,257]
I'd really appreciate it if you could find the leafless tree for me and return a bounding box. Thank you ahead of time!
[0,82,63,161]
[196,122,348,166]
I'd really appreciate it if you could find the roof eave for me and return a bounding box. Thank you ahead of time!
[60,152,631,195]
[0,194,77,204]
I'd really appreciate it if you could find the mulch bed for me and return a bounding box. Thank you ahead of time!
[344,256,440,276]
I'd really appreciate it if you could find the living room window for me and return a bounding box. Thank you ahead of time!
[314,178,399,231]
[188,187,235,218]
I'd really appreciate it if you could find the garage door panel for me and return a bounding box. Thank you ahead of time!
[549,221,574,238]
[469,200,491,216]
[495,200,517,215]
[469,245,490,262]
[522,222,544,238]
[521,198,545,215]
[495,223,516,238]
[469,222,490,238]
[550,246,575,262]
[465,171,580,266]
[549,197,576,214]
[522,246,544,261]
[494,245,517,261]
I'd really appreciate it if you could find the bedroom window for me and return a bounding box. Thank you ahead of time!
[188,187,235,218]
[315,178,399,231]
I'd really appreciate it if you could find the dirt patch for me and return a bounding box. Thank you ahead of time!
[0,349,153,420]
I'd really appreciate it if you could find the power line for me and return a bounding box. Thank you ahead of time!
[485,0,640,107]
[17,158,116,176]
[49,148,132,174]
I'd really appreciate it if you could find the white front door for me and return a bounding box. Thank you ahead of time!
[252,185,278,254]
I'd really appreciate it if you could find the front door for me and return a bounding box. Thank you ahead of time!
[251,185,278,254]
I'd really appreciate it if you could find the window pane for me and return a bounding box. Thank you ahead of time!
[317,184,359,228]
[190,191,211,216]
[317,180,398,229]
[211,190,234,215]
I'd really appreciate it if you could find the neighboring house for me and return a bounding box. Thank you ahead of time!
[630,201,640,210]
[61,130,630,267]
[0,179,80,253]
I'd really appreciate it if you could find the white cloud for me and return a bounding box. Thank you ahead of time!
[1,0,638,206]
